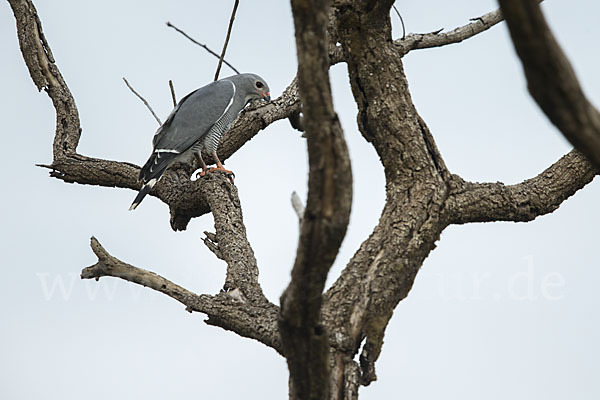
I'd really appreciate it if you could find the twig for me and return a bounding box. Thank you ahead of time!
[169,80,177,107]
[122,77,162,126]
[166,21,240,75]
[214,0,240,81]
[392,5,406,40]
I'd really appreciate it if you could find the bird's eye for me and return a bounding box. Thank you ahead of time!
[255,81,264,89]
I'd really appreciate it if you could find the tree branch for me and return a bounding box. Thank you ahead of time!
[166,21,240,75]
[169,79,177,107]
[200,173,267,303]
[214,0,240,81]
[322,0,452,387]
[448,150,597,224]
[122,77,162,125]
[280,0,353,398]
[9,0,82,158]
[75,165,276,346]
[499,0,600,170]
[82,236,281,352]
[394,2,543,54]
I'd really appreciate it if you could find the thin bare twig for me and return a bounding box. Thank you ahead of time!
[169,80,177,107]
[392,5,406,40]
[214,0,240,81]
[166,21,240,75]
[122,77,161,126]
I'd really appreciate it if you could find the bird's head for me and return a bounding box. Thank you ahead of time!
[234,73,271,104]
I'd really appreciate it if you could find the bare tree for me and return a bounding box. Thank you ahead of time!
[7,0,597,399]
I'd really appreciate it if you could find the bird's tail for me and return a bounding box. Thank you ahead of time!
[129,178,158,211]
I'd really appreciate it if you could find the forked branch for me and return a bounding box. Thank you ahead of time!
[82,236,282,352]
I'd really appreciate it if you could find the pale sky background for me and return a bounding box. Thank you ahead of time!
[1,0,599,399]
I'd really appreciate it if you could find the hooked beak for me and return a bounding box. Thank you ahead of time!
[262,92,271,102]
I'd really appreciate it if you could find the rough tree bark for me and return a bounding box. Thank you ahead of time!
[8,0,597,399]
[279,0,352,399]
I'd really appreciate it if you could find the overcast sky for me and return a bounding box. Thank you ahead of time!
[1,0,599,399]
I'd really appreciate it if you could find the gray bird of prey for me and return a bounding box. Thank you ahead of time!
[129,73,271,210]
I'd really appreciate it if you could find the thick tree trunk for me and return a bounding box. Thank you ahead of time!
[320,2,452,392]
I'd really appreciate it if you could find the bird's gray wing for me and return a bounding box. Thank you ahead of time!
[138,79,235,182]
